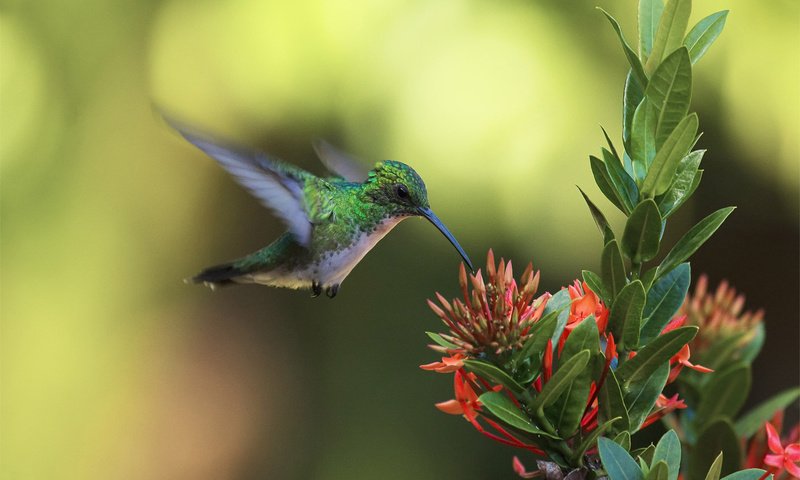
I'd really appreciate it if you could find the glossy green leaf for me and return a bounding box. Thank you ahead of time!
[604,148,639,212]
[696,364,751,428]
[599,437,645,480]
[426,331,459,349]
[624,72,646,150]
[704,452,724,480]
[640,268,657,291]
[602,240,628,300]
[652,430,681,480]
[463,359,525,396]
[625,362,669,431]
[543,288,572,348]
[618,326,697,388]
[478,391,557,437]
[622,199,662,263]
[547,317,600,436]
[647,461,669,480]
[637,444,657,465]
[579,187,615,242]
[734,387,800,438]
[689,419,741,480]
[532,350,591,412]
[599,8,649,89]
[511,309,559,379]
[646,48,692,148]
[645,0,691,73]
[642,113,698,197]
[655,150,703,217]
[639,0,665,60]
[640,263,691,343]
[610,280,646,351]
[592,155,629,214]
[719,470,768,480]
[631,99,657,182]
[575,418,623,460]
[614,430,632,450]
[603,126,621,161]
[657,207,735,279]
[584,270,612,306]
[600,369,631,433]
[684,11,728,64]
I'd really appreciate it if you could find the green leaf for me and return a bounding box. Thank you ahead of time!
[631,99,657,183]
[575,418,623,460]
[602,240,628,301]
[547,317,600,436]
[478,391,558,437]
[614,430,632,451]
[696,363,751,428]
[640,263,691,343]
[600,369,631,433]
[426,331,459,349]
[704,452,724,480]
[603,126,622,161]
[641,113,698,198]
[604,148,640,212]
[599,437,645,480]
[657,207,735,279]
[734,387,800,438]
[684,11,728,64]
[689,419,741,480]
[592,155,630,214]
[610,280,646,351]
[652,430,681,480]
[647,461,669,480]
[655,150,703,218]
[599,8,649,89]
[624,73,646,150]
[638,0,665,60]
[719,470,768,480]
[579,186,615,242]
[584,270,612,306]
[618,326,697,389]
[463,359,526,396]
[622,199,663,263]
[646,48,693,148]
[636,444,657,465]
[544,288,572,347]
[645,0,691,73]
[625,362,669,430]
[511,309,559,380]
[532,350,591,412]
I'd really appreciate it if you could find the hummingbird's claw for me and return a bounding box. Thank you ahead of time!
[325,284,339,298]
[311,281,322,297]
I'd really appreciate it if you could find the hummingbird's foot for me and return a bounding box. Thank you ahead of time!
[311,281,322,297]
[325,284,339,298]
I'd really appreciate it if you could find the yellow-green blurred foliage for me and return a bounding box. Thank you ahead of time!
[1,1,797,479]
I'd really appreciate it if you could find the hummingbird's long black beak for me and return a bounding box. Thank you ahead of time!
[417,207,475,273]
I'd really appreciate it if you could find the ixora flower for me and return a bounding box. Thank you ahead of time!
[764,422,800,478]
[743,411,800,479]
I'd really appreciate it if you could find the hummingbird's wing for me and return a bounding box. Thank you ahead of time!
[175,127,323,246]
[312,139,370,182]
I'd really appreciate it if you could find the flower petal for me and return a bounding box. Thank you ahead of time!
[766,423,784,455]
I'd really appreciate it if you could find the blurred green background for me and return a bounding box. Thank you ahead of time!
[1,0,797,478]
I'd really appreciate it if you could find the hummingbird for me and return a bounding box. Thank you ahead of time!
[173,123,474,298]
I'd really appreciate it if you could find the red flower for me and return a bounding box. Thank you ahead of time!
[641,394,687,429]
[764,422,800,478]
[435,370,483,421]
[420,353,465,373]
[661,315,713,383]
[559,281,609,353]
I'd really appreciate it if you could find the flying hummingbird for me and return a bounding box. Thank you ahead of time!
[174,124,474,298]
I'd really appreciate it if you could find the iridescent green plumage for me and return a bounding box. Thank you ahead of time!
[173,124,473,298]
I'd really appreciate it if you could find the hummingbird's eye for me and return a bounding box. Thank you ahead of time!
[396,184,410,199]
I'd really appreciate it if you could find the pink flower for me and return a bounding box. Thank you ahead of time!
[764,422,800,478]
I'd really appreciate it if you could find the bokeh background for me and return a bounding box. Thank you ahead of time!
[1,0,798,478]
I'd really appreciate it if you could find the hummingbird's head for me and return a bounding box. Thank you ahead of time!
[366,160,475,272]
[366,160,430,214]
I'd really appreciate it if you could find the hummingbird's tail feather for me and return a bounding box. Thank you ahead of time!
[190,262,245,289]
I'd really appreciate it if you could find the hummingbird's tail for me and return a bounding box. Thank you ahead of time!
[188,262,245,289]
